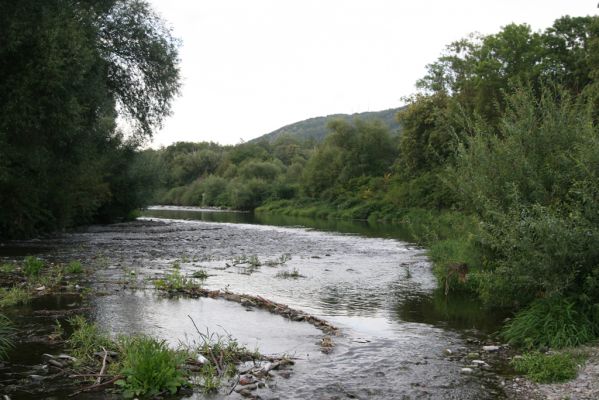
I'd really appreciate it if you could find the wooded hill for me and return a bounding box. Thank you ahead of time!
[251,107,403,143]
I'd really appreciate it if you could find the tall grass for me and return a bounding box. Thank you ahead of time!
[502,297,598,349]
[0,314,15,359]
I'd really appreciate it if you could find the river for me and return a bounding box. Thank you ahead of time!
[0,206,508,399]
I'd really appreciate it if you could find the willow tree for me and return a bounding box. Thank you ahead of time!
[0,0,180,238]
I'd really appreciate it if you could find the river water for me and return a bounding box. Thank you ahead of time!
[0,206,507,399]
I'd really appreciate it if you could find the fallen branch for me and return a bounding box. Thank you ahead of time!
[68,375,122,397]
[96,347,108,385]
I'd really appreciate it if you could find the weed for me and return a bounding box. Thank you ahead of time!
[511,351,582,383]
[65,260,83,274]
[192,269,208,280]
[115,336,187,398]
[264,253,292,267]
[31,270,63,288]
[502,297,598,349]
[188,319,261,393]
[0,314,15,359]
[23,256,44,276]
[67,316,113,364]
[0,287,32,307]
[276,268,305,279]
[0,263,16,273]
[154,268,202,292]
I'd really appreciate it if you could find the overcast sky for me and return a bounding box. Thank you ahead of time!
[147,0,595,147]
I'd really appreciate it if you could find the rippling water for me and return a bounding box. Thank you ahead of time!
[0,207,506,399]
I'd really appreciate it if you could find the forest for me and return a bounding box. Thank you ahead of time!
[1,0,599,393]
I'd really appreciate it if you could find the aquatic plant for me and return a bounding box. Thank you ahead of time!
[192,269,208,280]
[0,263,16,273]
[188,318,261,393]
[154,268,202,292]
[275,268,305,279]
[23,256,44,276]
[116,336,188,399]
[65,260,84,274]
[511,351,582,383]
[0,314,15,359]
[67,316,114,364]
[0,287,32,307]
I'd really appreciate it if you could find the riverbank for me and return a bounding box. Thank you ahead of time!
[256,201,599,398]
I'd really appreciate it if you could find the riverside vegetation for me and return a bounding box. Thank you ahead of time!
[2,1,599,393]
[138,15,599,384]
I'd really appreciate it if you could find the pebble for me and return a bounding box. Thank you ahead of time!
[482,345,500,352]
[460,368,474,374]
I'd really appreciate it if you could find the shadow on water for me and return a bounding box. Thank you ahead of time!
[395,288,508,335]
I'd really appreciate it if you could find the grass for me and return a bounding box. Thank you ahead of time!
[65,260,84,274]
[23,256,44,276]
[275,268,305,279]
[67,315,114,364]
[191,269,208,280]
[0,314,15,359]
[502,297,598,349]
[511,351,583,383]
[0,287,32,307]
[0,263,16,273]
[191,327,261,393]
[116,336,188,399]
[154,266,203,292]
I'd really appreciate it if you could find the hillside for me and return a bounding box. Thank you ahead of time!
[252,107,404,143]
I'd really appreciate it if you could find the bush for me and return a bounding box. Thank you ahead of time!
[502,297,598,349]
[449,85,599,315]
[511,351,581,383]
[116,336,187,398]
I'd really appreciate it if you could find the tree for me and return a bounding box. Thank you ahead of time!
[0,0,180,238]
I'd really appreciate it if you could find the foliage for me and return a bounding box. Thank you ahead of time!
[275,268,304,279]
[0,287,32,308]
[0,0,180,238]
[0,314,15,360]
[23,256,44,276]
[115,336,187,398]
[65,260,83,274]
[502,297,598,349]
[511,351,582,383]
[449,86,599,309]
[154,265,202,292]
[67,315,114,364]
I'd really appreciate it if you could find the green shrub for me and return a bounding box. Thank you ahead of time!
[116,336,187,398]
[502,297,598,349]
[23,256,44,276]
[511,351,581,383]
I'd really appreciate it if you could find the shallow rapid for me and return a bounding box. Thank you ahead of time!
[1,207,506,399]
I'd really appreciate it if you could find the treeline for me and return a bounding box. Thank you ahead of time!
[0,0,180,239]
[149,15,599,348]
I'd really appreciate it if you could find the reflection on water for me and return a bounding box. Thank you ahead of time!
[143,205,415,239]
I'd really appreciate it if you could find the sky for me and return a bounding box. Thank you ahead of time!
[147,0,596,147]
